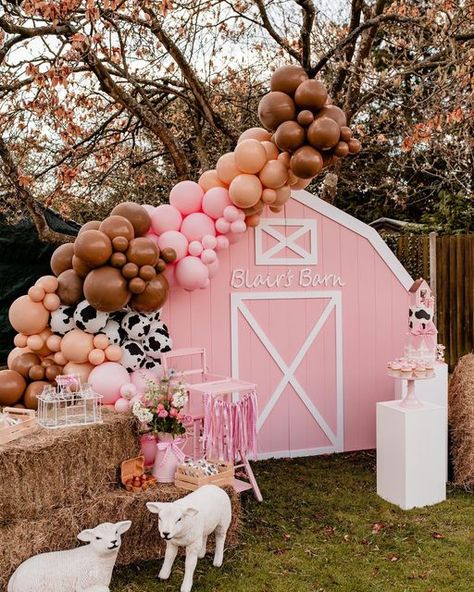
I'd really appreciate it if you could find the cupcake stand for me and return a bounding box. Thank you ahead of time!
[376,369,447,510]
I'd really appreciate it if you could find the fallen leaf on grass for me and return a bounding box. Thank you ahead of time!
[387,554,399,562]
[432,532,445,539]
[323,526,336,536]
[371,522,386,534]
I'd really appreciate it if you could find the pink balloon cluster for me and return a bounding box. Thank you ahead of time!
[145,182,248,291]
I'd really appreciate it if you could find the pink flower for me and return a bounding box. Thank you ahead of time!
[157,403,164,411]
[158,409,168,418]
[169,408,178,417]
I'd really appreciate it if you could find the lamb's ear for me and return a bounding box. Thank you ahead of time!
[77,529,94,542]
[183,507,199,518]
[147,502,166,515]
[116,520,132,534]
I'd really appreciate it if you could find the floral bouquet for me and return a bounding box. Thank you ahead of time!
[132,374,188,437]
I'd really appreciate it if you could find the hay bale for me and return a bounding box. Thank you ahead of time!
[449,353,474,488]
[0,484,240,592]
[0,410,140,522]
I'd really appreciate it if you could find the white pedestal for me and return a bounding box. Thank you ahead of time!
[394,362,448,406]
[376,401,446,510]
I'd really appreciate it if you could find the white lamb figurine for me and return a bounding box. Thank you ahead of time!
[147,484,232,592]
[7,520,132,592]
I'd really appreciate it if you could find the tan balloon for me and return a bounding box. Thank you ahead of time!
[63,361,94,383]
[261,141,279,161]
[229,174,263,209]
[238,127,272,143]
[274,185,291,206]
[8,295,49,336]
[259,160,289,189]
[78,220,101,234]
[258,91,296,131]
[261,188,277,204]
[290,146,323,179]
[233,139,268,174]
[277,152,291,167]
[216,152,241,184]
[36,275,59,293]
[245,214,261,228]
[198,169,227,191]
[61,329,94,363]
[292,177,312,189]
[243,201,264,216]
[270,206,283,213]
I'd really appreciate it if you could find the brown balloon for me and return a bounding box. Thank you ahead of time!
[45,365,62,382]
[126,237,159,267]
[290,146,323,179]
[139,265,156,281]
[294,79,328,111]
[243,201,264,216]
[258,91,296,131]
[297,110,314,127]
[41,358,55,367]
[307,117,340,150]
[57,269,84,306]
[270,65,308,96]
[340,126,352,142]
[83,266,131,312]
[24,380,49,410]
[348,138,362,154]
[28,364,45,381]
[112,236,129,252]
[274,121,306,152]
[0,369,26,405]
[317,105,347,127]
[122,262,139,279]
[110,252,127,268]
[72,255,92,279]
[110,202,151,236]
[130,274,169,313]
[156,259,167,273]
[322,151,336,168]
[129,277,146,294]
[78,220,101,234]
[74,230,113,268]
[160,248,177,264]
[99,215,135,241]
[334,141,350,157]
[11,353,41,378]
[50,243,75,276]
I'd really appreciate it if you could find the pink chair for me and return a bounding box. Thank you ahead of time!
[161,347,263,501]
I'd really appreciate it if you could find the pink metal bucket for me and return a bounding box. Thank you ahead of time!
[140,433,157,467]
[152,433,186,483]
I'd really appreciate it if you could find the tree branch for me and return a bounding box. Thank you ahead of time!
[295,0,316,70]
[253,0,301,62]
[331,0,363,97]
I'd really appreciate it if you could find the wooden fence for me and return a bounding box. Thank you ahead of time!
[389,234,474,371]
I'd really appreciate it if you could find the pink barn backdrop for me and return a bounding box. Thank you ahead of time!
[162,190,412,458]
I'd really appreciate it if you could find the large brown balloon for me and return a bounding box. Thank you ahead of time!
[131,274,169,313]
[317,105,347,127]
[0,370,26,405]
[78,220,101,234]
[294,79,328,111]
[50,243,75,276]
[307,117,340,150]
[111,202,151,236]
[11,352,41,378]
[83,266,130,312]
[270,65,308,96]
[99,215,135,241]
[126,237,159,267]
[24,380,49,410]
[258,91,296,131]
[274,121,306,152]
[72,255,91,279]
[57,269,84,306]
[290,146,323,179]
[74,230,112,268]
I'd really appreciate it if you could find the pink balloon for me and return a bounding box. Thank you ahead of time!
[114,397,130,412]
[223,205,241,222]
[175,256,209,291]
[201,249,217,264]
[130,368,158,393]
[151,204,182,235]
[231,219,247,234]
[180,212,215,242]
[207,258,220,278]
[202,234,217,250]
[142,204,156,216]
[162,263,177,288]
[216,235,230,250]
[120,382,137,399]
[202,187,232,219]
[188,241,203,256]
[88,362,130,405]
[215,218,231,234]
[170,181,204,215]
[158,230,189,261]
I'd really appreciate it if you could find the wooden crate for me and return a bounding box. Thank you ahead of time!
[121,455,157,492]
[0,408,37,444]
[175,460,234,492]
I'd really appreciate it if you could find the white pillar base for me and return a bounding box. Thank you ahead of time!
[394,362,448,406]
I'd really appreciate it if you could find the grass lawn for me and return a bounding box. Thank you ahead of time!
[113,452,473,592]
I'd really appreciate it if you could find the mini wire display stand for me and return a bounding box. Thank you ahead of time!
[37,374,103,429]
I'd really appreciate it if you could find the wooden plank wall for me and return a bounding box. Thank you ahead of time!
[393,234,474,371]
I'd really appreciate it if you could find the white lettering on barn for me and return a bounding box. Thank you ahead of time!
[230,268,345,289]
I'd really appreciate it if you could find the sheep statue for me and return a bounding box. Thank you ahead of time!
[147,484,232,592]
[7,520,132,592]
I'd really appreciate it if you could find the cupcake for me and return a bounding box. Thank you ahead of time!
[388,361,402,376]
[401,364,413,377]
[414,365,426,377]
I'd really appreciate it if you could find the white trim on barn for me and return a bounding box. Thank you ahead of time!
[254,218,318,266]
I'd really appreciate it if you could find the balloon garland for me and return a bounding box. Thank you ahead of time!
[0,65,361,408]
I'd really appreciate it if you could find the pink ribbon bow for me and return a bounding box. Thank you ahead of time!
[156,437,186,468]
[409,321,437,349]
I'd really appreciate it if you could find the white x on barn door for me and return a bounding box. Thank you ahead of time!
[231,291,344,457]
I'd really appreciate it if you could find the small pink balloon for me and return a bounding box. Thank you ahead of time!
[46,334,62,352]
[202,234,217,250]
[207,258,220,278]
[93,333,109,350]
[175,256,209,291]
[88,362,130,405]
[28,285,45,302]
[188,241,203,257]
[201,249,217,265]
[114,397,130,413]
[120,382,137,399]
[130,368,157,393]
[216,235,230,250]
[201,187,232,220]
[170,181,204,215]
[215,218,231,234]
[151,204,182,235]
[43,293,60,311]
[231,219,247,234]
[105,344,122,362]
[180,212,215,242]
[142,204,156,216]
[89,348,106,365]
[158,230,189,261]
[238,211,246,221]
[14,333,28,348]
[54,351,67,365]
[162,263,176,288]
[27,334,44,351]
[223,205,240,222]
[36,275,58,293]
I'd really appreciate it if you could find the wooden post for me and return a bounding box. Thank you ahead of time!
[429,232,437,309]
